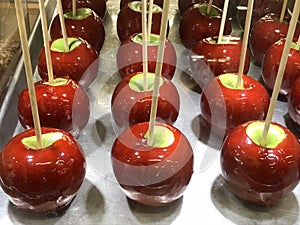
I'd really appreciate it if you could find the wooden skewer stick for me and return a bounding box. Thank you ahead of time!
[147,0,170,146]
[207,0,213,15]
[236,0,254,89]
[296,34,300,49]
[72,0,77,17]
[38,0,54,84]
[142,0,149,90]
[280,0,288,23]
[147,0,154,38]
[260,0,300,146]
[217,0,230,44]
[57,0,70,52]
[15,0,43,148]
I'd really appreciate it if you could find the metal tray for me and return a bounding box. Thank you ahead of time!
[1,0,300,224]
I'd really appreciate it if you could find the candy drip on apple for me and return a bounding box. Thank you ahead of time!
[262,38,300,97]
[111,72,180,132]
[111,122,194,206]
[120,0,164,8]
[0,127,86,213]
[179,3,232,50]
[220,120,300,206]
[288,75,300,130]
[249,13,300,66]
[50,8,105,53]
[200,73,270,136]
[61,0,107,19]
[38,37,99,89]
[191,35,250,88]
[178,0,225,16]
[117,1,168,42]
[117,33,176,80]
[18,78,90,137]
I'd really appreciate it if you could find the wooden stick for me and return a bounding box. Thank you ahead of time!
[260,0,300,146]
[72,0,76,17]
[147,0,170,146]
[57,0,69,52]
[296,34,300,49]
[280,0,288,23]
[38,0,54,84]
[147,0,154,38]
[207,0,213,15]
[15,0,43,148]
[142,0,148,91]
[236,0,254,88]
[217,0,230,44]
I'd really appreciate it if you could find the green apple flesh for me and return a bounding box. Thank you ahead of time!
[50,37,82,52]
[129,72,163,92]
[21,132,63,150]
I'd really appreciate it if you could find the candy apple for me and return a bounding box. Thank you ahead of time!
[18,78,90,137]
[237,0,283,29]
[117,1,168,42]
[262,38,300,97]
[221,120,300,206]
[61,0,107,18]
[120,0,163,8]
[249,13,300,66]
[0,127,86,213]
[179,3,232,50]
[38,37,99,89]
[178,0,224,16]
[191,35,250,88]
[111,122,194,206]
[50,8,105,53]
[288,76,300,129]
[117,33,176,80]
[111,72,180,131]
[200,73,270,136]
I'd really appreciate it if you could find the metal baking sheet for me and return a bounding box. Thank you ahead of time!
[1,0,300,224]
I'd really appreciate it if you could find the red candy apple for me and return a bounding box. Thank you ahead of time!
[61,0,107,18]
[0,127,86,213]
[288,76,300,129]
[111,122,194,206]
[249,13,300,66]
[111,72,180,131]
[38,37,99,89]
[262,38,300,96]
[191,35,250,88]
[179,3,232,50]
[117,33,176,80]
[178,0,224,15]
[117,1,168,42]
[18,78,90,137]
[120,0,164,8]
[50,8,105,53]
[200,73,270,136]
[221,120,300,206]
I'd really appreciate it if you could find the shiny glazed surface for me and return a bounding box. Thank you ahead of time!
[288,76,300,128]
[17,79,90,137]
[61,0,107,18]
[0,127,86,213]
[111,122,194,206]
[178,0,224,15]
[220,121,300,206]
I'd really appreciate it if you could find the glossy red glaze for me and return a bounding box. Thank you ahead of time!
[0,127,86,213]
[117,2,168,42]
[191,36,250,88]
[178,0,224,15]
[179,4,232,50]
[117,34,176,80]
[200,74,270,136]
[61,0,107,18]
[120,0,164,8]
[50,8,105,53]
[262,38,300,96]
[18,79,90,137]
[111,122,194,206]
[288,76,300,128]
[111,73,180,131]
[221,120,300,206]
[38,38,99,89]
[249,13,300,66]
